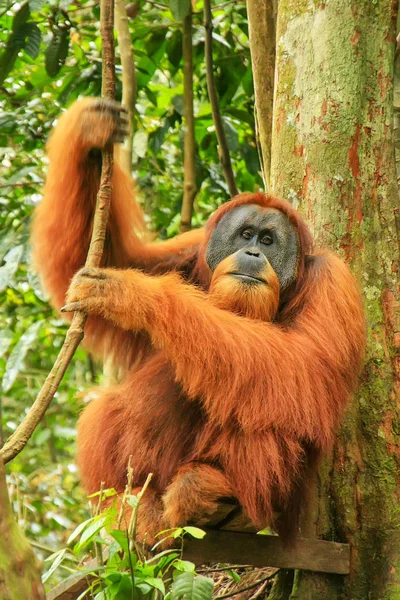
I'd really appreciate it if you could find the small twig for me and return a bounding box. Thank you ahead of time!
[211,0,244,10]
[203,0,238,198]
[198,565,250,573]
[28,540,66,555]
[128,472,153,543]
[180,8,197,232]
[144,0,168,9]
[248,577,270,600]
[126,529,136,600]
[69,2,97,11]
[214,570,280,600]
[117,456,134,529]
[0,0,115,465]
[94,482,105,566]
[0,181,43,189]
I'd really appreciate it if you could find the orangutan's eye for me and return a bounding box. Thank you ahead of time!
[241,229,253,240]
[261,233,273,245]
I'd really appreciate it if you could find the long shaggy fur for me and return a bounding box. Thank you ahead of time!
[32,100,366,541]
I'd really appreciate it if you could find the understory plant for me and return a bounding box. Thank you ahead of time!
[43,474,214,600]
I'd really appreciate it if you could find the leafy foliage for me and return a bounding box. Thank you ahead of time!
[171,571,214,600]
[42,491,213,598]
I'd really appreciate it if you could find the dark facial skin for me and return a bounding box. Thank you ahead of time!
[206,204,299,292]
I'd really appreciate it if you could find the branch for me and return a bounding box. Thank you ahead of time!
[203,0,238,198]
[115,0,137,173]
[246,0,276,191]
[180,9,197,232]
[0,0,115,465]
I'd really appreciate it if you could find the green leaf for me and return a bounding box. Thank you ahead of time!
[136,577,166,594]
[0,329,13,359]
[29,0,47,10]
[75,515,108,551]
[67,515,100,546]
[169,0,191,21]
[42,548,68,583]
[212,32,231,48]
[0,4,31,86]
[34,429,51,445]
[24,23,41,59]
[182,526,206,540]
[222,117,239,153]
[0,244,24,292]
[0,46,20,86]
[227,569,241,583]
[12,3,30,31]
[173,560,196,572]
[45,29,70,77]
[241,144,260,175]
[166,30,182,68]
[112,573,134,596]
[133,130,148,158]
[226,108,254,127]
[0,112,16,133]
[110,529,130,553]
[172,94,184,116]
[145,29,167,57]
[171,572,214,600]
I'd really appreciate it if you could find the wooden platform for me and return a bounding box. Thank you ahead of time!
[184,530,350,575]
[183,502,349,575]
[47,504,350,600]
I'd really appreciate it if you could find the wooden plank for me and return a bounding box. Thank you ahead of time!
[183,531,350,575]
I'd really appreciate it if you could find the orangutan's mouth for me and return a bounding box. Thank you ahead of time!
[230,273,266,284]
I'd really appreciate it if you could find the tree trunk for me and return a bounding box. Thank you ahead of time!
[253,0,400,598]
[0,460,45,599]
[246,0,276,190]
[181,9,197,232]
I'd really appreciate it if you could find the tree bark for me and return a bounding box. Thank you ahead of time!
[0,460,45,599]
[253,0,400,598]
[246,0,276,190]
[181,9,197,232]
[115,0,137,173]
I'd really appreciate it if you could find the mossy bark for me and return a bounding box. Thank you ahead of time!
[252,0,400,598]
[0,460,45,599]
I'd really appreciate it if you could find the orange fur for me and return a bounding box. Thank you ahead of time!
[33,99,366,540]
[163,463,234,528]
[210,253,280,321]
[32,99,203,368]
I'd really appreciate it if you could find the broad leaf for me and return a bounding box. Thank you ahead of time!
[0,244,24,292]
[45,29,70,77]
[171,572,213,600]
[2,320,43,391]
[0,329,13,359]
[29,0,47,10]
[169,0,191,22]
